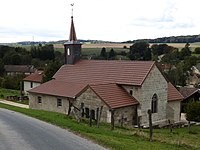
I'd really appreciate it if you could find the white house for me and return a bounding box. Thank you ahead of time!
[23,71,43,95]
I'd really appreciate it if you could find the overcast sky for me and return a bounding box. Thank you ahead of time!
[0,0,199,43]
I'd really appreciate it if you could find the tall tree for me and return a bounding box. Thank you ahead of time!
[129,42,151,60]
[100,47,107,59]
[179,43,191,59]
[42,61,62,83]
[0,59,4,76]
[108,48,116,60]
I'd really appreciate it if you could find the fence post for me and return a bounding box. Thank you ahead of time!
[147,109,153,142]
[111,109,115,130]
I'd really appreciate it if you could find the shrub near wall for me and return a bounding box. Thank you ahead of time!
[185,101,200,122]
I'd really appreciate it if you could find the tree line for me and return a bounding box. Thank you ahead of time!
[96,42,200,87]
[125,34,200,43]
[0,44,63,90]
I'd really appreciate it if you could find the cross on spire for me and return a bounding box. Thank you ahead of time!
[71,3,74,17]
[69,3,77,42]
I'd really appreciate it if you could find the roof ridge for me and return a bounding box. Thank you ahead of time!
[140,61,156,85]
[89,83,116,86]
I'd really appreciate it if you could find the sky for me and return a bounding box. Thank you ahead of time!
[0,0,199,43]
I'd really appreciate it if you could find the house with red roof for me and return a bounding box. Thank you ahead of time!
[28,14,183,127]
[23,71,43,95]
[5,65,37,76]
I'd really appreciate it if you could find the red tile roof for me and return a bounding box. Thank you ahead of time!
[53,60,155,86]
[179,87,199,99]
[28,80,86,98]
[23,71,43,83]
[90,83,138,109]
[168,82,183,101]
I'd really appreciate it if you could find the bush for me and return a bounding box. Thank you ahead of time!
[1,75,25,90]
[185,101,200,122]
[194,47,200,54]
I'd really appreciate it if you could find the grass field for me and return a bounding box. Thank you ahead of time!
[0,103,199,150]
[54,42,200,55]
[0,88,29,105]
[0,88,20,98]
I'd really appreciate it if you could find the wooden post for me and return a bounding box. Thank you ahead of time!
[111,109,115,130]
[148,109,153,142]
[89,109,92,127]
[137,116,141,130]
[168,119,172,133]
[96,107,99,126]
[121,114,124,127]
[20,81,23,101]
[188,121,191,133]
[68,101,72,115]
[97,106,103,128]
[80,103,84,118]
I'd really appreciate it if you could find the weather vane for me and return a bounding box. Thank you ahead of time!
[71,3,74,17]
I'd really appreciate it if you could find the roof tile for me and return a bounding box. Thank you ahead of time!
[168,82,183,101]
[90,83,138,109]
[179,87,199,99]
[53,60,155,86]
[23,71,43,83]
[28,80,86,98]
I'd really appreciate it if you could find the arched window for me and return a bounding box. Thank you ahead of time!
[151,94,158,113]
[67,48,70,56]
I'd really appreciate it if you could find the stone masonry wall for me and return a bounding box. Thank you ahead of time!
[75,88,137,126]
[75,88,109,122]
[114,105,137,126]
[123,65,168,126]
[140,65,168,125]
[29,93,69,114]
[167,100,181,122]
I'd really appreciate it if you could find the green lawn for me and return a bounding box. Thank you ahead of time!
[0,103,199,150]
[0,88,28,105]
[0,88,20,99]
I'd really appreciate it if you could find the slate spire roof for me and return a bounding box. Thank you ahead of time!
[69,16,77,42]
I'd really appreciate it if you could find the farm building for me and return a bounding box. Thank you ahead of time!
[4,65,37,76]
[28,15,183,127]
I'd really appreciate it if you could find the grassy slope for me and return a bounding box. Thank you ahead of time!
[0,88,29,105]
[0,88,20,98]
[0,103,199,150]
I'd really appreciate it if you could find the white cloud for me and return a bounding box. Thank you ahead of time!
[0,0,199,43]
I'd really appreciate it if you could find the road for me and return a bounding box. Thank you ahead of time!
[0,108,107,150]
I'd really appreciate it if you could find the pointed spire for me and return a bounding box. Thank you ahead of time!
[69,4,77,42]
[69,16,77,42]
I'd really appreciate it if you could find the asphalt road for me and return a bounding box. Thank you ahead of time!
[0,108,107,150]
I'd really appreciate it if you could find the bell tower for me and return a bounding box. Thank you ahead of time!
[64,4,81,65]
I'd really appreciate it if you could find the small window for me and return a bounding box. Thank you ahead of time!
[57,98,62,107]
[91,109,95,120]
[38,96,42,104]
[30,82,33,88]
[85,108,89,118]
[151,94,158,113]
[130,90,133,95]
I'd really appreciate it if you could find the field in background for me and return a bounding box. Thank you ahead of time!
[54,42,200,53]
[11,42,200,57]
[54,43,131,56]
